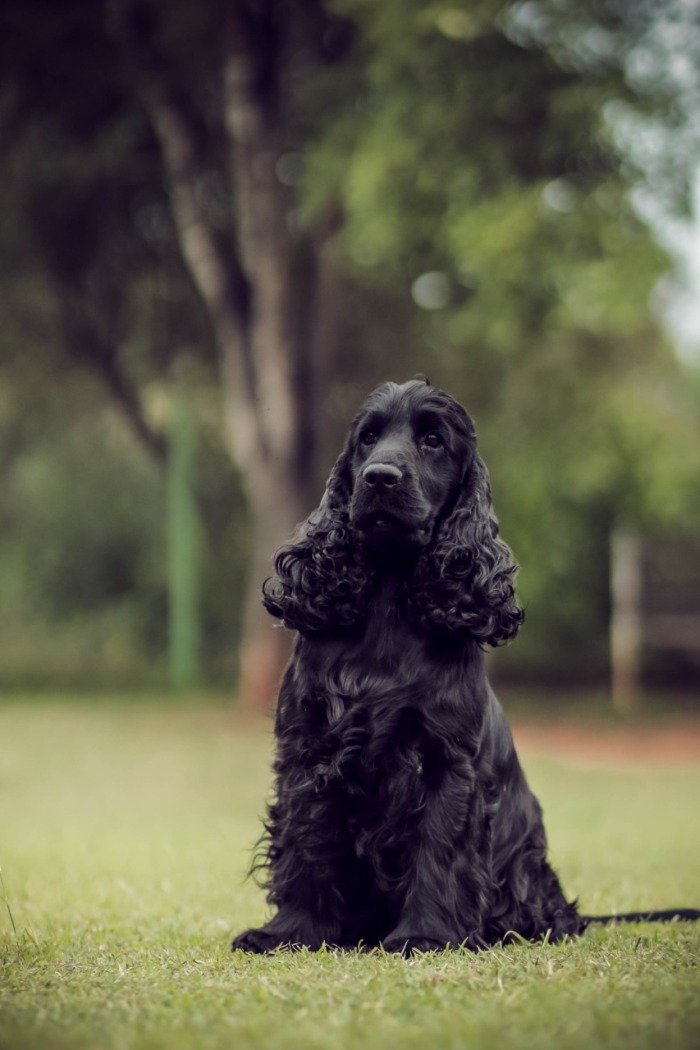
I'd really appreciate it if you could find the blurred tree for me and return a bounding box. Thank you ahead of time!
[106,0,359,707]
[0,0,698,698]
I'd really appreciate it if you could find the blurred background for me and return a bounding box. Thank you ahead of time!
[1,0,699,711]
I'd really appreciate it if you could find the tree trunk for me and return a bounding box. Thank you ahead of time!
[239,465,306,710]
[219,15,312,710]
[113,0,341,710]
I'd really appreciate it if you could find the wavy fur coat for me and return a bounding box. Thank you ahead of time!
[233,379,589,955]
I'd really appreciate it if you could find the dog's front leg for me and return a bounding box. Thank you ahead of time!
[382,765,490,955]
[232,786,353,954]
[233,746,354,952]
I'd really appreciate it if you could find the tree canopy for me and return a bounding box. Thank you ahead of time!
[0,0,698,692]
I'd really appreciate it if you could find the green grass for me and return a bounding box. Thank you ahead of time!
[1,697,698,1049]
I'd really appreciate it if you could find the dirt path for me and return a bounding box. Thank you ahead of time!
[512,721,700,765]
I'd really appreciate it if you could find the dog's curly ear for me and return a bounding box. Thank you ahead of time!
[262,443,372,635]
[410,451,524,645]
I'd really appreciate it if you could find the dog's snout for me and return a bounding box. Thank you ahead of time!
[362,463,403,489]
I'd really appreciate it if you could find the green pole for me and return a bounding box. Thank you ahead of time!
[167,388,202,688]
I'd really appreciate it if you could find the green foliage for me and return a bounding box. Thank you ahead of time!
[1,698,698,1049]
[297,0,700,677]
[0,373,246,687]
[0,0,698,684]
[0,375,163,685]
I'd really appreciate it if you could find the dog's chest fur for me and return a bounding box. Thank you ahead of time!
[288,585,481,794]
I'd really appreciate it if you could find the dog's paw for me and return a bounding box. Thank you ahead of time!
[232,927,283,954]
[382,934,446,957]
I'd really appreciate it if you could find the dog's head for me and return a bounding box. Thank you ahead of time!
[347,380,469,552]
[263,379,523,644]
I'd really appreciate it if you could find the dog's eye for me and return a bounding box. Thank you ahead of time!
[360,430,377,446]
[422,432,443,449]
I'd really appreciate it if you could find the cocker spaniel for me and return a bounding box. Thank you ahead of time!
[233,379,698,955]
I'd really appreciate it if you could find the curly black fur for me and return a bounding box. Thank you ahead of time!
[233,380,697,956]
[262,446,374,634]
[407,453,524,645]
[263,381,523,646]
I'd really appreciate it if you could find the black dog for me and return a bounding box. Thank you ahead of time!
[233,379,697,955]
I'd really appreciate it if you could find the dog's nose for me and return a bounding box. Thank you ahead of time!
[362,463,403,489]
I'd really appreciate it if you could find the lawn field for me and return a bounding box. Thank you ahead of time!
[1,697,699,1049]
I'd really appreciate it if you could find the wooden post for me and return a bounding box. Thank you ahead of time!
[610,526,643,712]
[168,388,202,688]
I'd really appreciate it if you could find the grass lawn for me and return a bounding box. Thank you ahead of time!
[1,696,699,1049]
